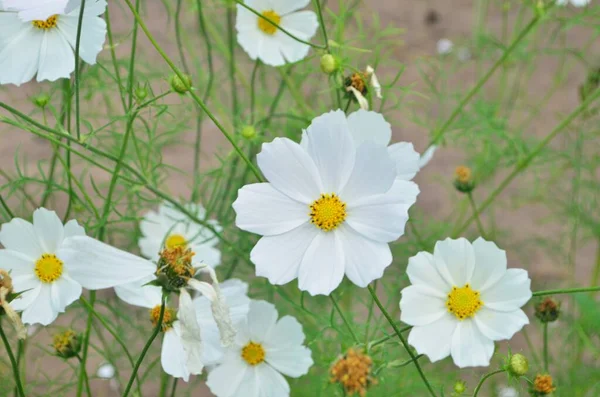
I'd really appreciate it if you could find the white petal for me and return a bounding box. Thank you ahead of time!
[3,0,70,21]
[189,242,221,269]
[0,250,35,277]
[264,317,312,377]
[480,269,532,312]
[470,238,507,291]
[406,251,450,298]
[433,238,475,287]
[206,356,250,397]
[298,231,344,296]
[178,289,204,375]
[407,314,457,363]
[255,364,290,395]
[50,275,82,313]
[346,180,419,243]
[236,20,263,62]
[20,284,58,325]
[257,137,323,203]
[399,285,447,326]
[162,327,190,382]
[388,142,421,181]
[114,276,162,309]
[277,11,318,63]
[59,5,107,65]
[63,219,86,238]
[32,208,65,253]
[10,280,42,311]
[418,145,437,168]
[250,223,316,286]
[274,0,310,14]
[0,17,41,86]
[36,30,75,82]
[339,142,396,202]
[258,36,286,66]
[474,308,529,341]
[0,218,43,259]
[60,236,155,289]
[347,110,391,147]
[246,300,278,340]
[233,183,308,236]
[303,110,355,193]
[450,320,494,368]
[337,225,392,287]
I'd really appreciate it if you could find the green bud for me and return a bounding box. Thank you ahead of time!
[241,125,257,140]
[32,94,51,108]
[169,74,192,94]
[320,54,338,75]
[135,82,149,102]
[53,330,82,359]
[453,380,467,395]
[509,353,529,377]
[453,166,475,193]
[535,297,560,323]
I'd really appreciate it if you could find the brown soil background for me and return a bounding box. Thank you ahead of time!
[0,0,598,396]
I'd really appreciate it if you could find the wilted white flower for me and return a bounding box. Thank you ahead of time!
[234,110,419,295]
[0,0,107,86]
[235,0,318,67]
[206,300,313,397]
[366,65,382,99]
[400,237,532,368]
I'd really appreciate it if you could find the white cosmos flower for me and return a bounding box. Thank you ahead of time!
[234,110,419,296]
[2,0,78,21]
[0,0,106,86]
[556,0,591,6]
[236,0,319,67]
[206,300,312,397]
[400,237,532,368]
[0,208,156,325]
[115,276,250,381]
[138,202,221,267]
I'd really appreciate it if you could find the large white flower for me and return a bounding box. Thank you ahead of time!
[556,0,591,6]
[115,277,250,381]
[0,208,156,325]
[206,300,312,397]
[234,110,419,296]
[399,237,532,368]
[2,0,77,21]
[0,0,106,86]
[138,202,221,267]
[236,0,319,67]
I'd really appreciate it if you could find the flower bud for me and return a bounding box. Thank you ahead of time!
[169,74,192,94]
[53,329,82,359]
[330,348,376,396]
[454,165,475,193]
[241,125,257,140]
[135,82,149,102]
[535,297,560,323]
[453,380,467,395]
[32,94,51,108]
[531,374,556,396]
[320,54,338,75]
[156,246,195,292]
[508,353,528,377]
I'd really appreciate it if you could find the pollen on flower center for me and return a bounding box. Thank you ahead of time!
[165,233,187,249]
[446,283,483,320]
[309,193,347,232]
[241,341,265,365]
[257,10,281,35]
[34,254,63,283]
[32,15,58,29]
[149,305,176,332]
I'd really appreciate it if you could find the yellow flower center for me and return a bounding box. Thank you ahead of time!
[32,15,58,29]
[165,233,187,249]
[241,341,265,366]
[34,254,63,283]
[446,284,483,320]
[149,305,176,332]
[257,10,281,35]
[309,193,347,232]
[330,349,376,396]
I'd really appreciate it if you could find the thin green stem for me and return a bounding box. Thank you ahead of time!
[543,323,549,372]
[73,0,86,140]
[227,6,239,125]
[122,0,263,181]
[76,292,95,397]
[313,0,330,52]
[0,194,14,219]
[0,322,25,397]
[467,192,486,238]
[250,59,260,124]
[591,237,600,286]
[76,354,92,397]
[234,1,326,49]
[532,286,600,297]
[367,285,437,397]
[123,294,166,397]
[473,369,505,397]
[170,377,178,397]
[330,295,359,343]
[430,15,542,146]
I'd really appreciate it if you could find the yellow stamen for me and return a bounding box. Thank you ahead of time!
[241,341,265,366]
[165,233,187,249]
[258,10,281,35]
[149,305,176,332]
[309,193,347,232]
[446,284,483,320]
[32,15,58,29]
[34,254,63,283]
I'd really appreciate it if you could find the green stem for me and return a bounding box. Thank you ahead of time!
[543,322,549,371]
[123,294,166,397]
[330,295,359,343]
[467,192,487,238]
[0,194,14,219]
[313,0,330,52]
[0,322,25,397]
[76,354,92,397]
[431,15,542,145]
[367,285,437,397]
[591,237,600,286]
[73,0,86,140]
[250,59,260,124]
[472,369,505,397]
[122,0,263,181]
[532,286,600,297]
[76,292,95,397]
[170,377,178,397]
